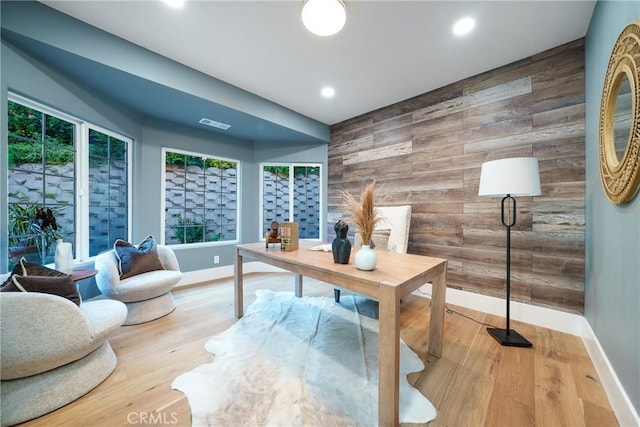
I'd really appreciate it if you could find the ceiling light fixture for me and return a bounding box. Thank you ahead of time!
[301,0,347,37]
[321,87,336,98]
[453,17,475,36]
[163,0,185,8]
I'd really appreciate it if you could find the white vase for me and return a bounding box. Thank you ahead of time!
[355,244,377,271]
[55,239,73,274]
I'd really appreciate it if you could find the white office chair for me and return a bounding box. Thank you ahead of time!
[334,205,412,302]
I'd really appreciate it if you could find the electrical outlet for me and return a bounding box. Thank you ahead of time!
[213,255,220,265]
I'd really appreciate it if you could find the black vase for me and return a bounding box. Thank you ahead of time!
[332,220,351,264]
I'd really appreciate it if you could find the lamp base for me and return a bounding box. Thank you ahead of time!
[487,327,533,348]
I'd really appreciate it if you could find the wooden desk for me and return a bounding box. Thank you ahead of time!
[234,241,447,427]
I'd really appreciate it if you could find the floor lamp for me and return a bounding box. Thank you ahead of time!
[478,157,541,348]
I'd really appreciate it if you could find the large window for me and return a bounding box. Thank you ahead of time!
[260,164,321,240]
[6,95,131,270]
[162,149,239,245]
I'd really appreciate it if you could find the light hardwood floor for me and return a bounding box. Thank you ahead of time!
[20,272,618,427]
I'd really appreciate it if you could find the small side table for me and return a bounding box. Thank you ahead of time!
[70,269,98,282]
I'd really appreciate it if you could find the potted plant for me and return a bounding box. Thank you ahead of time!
[8,204,61,268]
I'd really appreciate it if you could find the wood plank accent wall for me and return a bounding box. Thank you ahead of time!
[327,39,585,314]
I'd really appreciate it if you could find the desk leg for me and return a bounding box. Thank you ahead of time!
[294,273,303,297]
[234,249,244,318]
[428,261,447,358]
[378,283,400,427]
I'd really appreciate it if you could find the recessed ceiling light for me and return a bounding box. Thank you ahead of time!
[453,17,475,36]
[321,87,336,98]
[164,0,184,8]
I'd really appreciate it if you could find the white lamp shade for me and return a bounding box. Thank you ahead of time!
[302,0,346,36]
[478,157,541,197]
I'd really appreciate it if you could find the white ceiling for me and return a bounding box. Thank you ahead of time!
[42,0,595,126]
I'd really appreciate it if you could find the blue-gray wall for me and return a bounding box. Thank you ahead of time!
[1,36,328,295]
[1,2,328,297]
[585,1,640,415]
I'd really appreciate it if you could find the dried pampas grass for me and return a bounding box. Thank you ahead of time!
[339,181,382,245]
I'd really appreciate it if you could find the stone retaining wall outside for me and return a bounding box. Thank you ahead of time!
[8,164,321,264]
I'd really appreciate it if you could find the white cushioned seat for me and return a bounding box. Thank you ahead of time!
[0,291,127,426]
[110,269,182,303]
[95,245,182,325]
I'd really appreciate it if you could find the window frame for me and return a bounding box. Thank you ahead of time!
[6,93,133,264]
[259,162,323,242]
[160,147,241,248]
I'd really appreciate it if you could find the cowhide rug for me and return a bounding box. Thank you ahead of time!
[172,290,436,426]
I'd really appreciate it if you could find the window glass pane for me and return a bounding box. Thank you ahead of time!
[7,100,76,269]
[187,191,206,213]
[108,209,128,241]
[8,135,43,171]
[182,219,204,244]
[8,134,43,172]
[44,114,74,177]
[45,175,75,207]
[7,170,41,204]
[45,114,74,145]
[205,225,223,242]
[164,150,238,245]
[166,188,185,209]
[90,232,111,256]
[224,168,238,193]
[221,220,237,241]
[109,182,127,207]
[55,203,75,249]
[89,129,109,154]
[262,166,291,235]
[165,227,182,245]
[8,102,42,141]
[88,129,128,257]
[90,181,110,206]
[262,164,321,240]
[165,208,184,245]
[110,138,127,163]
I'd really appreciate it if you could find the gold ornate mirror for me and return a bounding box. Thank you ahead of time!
[599,20,640,204]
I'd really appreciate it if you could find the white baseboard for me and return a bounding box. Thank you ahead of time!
[581,321,640,427]
[175,263,639,425]
[414,283,585,336]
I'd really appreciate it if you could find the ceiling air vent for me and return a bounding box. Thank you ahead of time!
[199,117,231,130]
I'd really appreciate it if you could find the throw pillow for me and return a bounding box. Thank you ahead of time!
[1,262,23,288]
[19,257,69,277]
[1,274,81,306]
[1,257,67,288]
[114,235,165,280]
